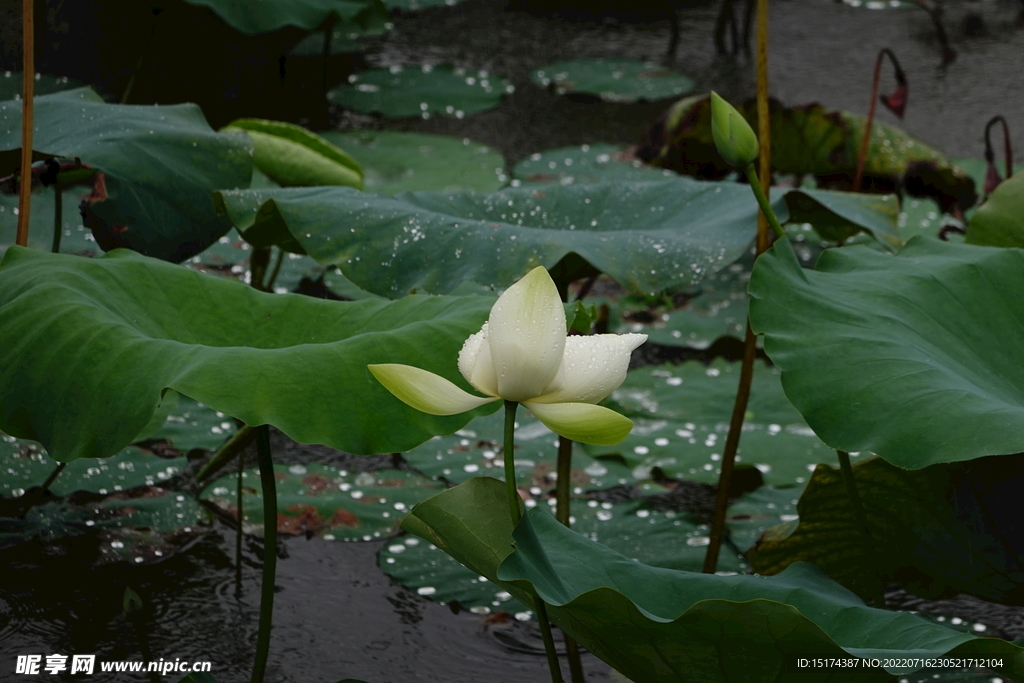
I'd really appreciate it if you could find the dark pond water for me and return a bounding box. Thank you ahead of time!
[3,1,1024,682]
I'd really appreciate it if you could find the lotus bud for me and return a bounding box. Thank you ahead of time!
[710,91,759,169]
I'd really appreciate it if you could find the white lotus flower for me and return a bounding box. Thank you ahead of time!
[369,266,647,445]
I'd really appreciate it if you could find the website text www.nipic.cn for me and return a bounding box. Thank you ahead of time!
[15,654,213,676]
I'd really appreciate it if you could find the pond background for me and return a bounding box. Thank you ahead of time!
[1,0,1024,681]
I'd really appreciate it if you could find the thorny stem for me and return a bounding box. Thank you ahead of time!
[51,184,62,253]
[836,450,887,609]
[704,0,774,574]
[250,425,277,683]
[16,0,34,247]
[853,48,905,193]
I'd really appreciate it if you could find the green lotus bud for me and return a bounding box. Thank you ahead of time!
[710,91,759,169]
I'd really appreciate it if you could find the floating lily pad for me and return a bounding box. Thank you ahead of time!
[147,394,238,452]
[402,411,635,490]
[183,0,386,35]
[531,59,694,103]
[327,65,513,118]
[588,361,834,486]
[322,131,507,193]
[0,435,186,498]
[202,465,443,541]
[289,8,391,56]
[513,144,674,186]
[381,494,745,616]
[725,485,802,553]
[0,73,85,101]
[386,0,467,9]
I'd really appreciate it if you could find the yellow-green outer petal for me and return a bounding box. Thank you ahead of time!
[369,364,497,416]
[523,401,634,446]
[223,119,363,189]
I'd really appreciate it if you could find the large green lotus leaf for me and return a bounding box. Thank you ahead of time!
[531,59,694,103]
[749,454,1024,606]
[0,73,85,101]
[0,88,253,262]
[182,0,383,34]
[0,437,187,498]
[214,179,771,297]
[203,465,442,541]
[222,119,363,189]
[749,237,1024,467]
[321,131,506,194]
[588,361,833,486]
[782,188,901,249]
[513,144,674,186]
[383,494,745,617]
[967,171,1024,248]
[403,477,1024,682]
[327,65,513,118]
[0,247,498,462]
[402,411,635,489]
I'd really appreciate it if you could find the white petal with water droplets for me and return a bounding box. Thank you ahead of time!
[524,401,634,445]
[532,333,647,404]
[458,323,499,397]
[368,364,498,415]
[486,266,566,402]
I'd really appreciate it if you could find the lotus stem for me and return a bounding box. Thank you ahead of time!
[16,0,34,247]
[250,424,277,683]
[704,0,777,574]
[534,600,565,683]
[836,450,887,609]
[196,424,257,485]
[503,400,522,526]
[264,247,285,291]
[983,115,1013,195]
[235,439,245,598]
[743,165,785,240]
[853,48,906,193]
[554,435,585,683]
[51,184,62,253]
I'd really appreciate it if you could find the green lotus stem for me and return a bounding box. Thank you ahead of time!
[235,440,245,598]
[836,450,886,609]
[196,424,257,485]
[534,599,565,683]
[51,184,62,253]
[19,461,66,518]
[743,164,786,240]
[250,424,277,683]
[264,246,285,291]
[554,435,585,683]
[503,400,522,526]
[16,0,34,247]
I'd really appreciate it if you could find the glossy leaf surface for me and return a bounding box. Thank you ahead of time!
[0,247,496,462]
[749,237,1024,467]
